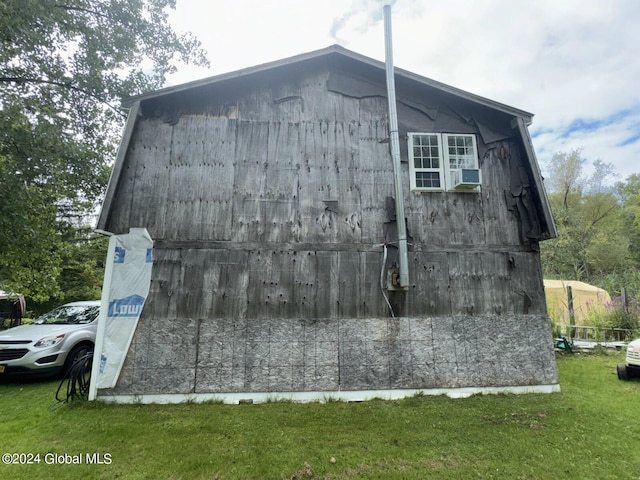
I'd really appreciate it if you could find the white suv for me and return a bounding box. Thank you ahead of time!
[0,301,99,378]
[618,338,640,380]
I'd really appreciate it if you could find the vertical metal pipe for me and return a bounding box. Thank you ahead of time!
[383,4,409,287]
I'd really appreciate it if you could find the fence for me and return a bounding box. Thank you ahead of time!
[557,324,634,342]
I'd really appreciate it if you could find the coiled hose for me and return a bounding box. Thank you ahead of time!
[55,352,93,403]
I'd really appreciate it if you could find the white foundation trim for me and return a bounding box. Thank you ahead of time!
[96,384,560,404]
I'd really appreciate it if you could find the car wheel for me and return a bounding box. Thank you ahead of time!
[64,344,93,376]
[617,363,630,381]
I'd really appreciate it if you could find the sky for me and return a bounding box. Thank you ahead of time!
[166,0,640,183]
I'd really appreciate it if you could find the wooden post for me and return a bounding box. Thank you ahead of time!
[621,287,629,314]
[567,285,575,339]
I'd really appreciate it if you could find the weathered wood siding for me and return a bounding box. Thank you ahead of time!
[101,63,557,397]
[106,66,546,319]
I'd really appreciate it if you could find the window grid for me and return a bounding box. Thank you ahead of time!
[415,171,441,188]
[408,132,479,192]
[447,135,476,170]
[409,133,443,191]
[412,134,440,169]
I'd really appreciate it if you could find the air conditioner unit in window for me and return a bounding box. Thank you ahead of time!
[452,168,482,191]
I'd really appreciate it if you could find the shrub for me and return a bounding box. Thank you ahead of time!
[603,296,639,337]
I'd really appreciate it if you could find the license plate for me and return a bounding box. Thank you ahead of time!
[0,365,5,373]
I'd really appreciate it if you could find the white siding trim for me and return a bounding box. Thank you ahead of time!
[97,384,560,405]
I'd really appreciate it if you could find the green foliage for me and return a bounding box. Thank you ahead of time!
[594,269,640,300]
[0,0,208,301]
[0,156,63,301]
[1,353,639,479]
[544,148,586,206]
[542,149,639,285]
[617,173,640,264]
[541,150,640,337]
[29,229,109,317]
[602,296,640,333]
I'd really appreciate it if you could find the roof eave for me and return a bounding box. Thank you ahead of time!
[512,116,558,240]
[96,100,141,233]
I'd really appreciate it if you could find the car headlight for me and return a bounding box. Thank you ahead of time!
[34,334,65,348]
[629,346,635,353]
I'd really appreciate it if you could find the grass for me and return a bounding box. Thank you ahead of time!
[1,351,639,479]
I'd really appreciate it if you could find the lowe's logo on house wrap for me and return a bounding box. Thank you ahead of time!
[114,246,126,263]
[114,247,152,264]
[99,354,107,374]
[108,294,146,318]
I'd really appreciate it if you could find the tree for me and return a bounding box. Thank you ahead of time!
[541,150,628,281]
[31,226,110,316]
[0,0,208,301]
[573,174,640,304]
[616,174,640,264]
[545,149,585,211]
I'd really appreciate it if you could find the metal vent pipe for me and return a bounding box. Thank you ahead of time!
[383,4,409,287]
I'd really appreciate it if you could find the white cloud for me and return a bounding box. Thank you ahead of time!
[167,0,640,180]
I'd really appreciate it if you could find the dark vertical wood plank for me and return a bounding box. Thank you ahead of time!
[358,97,395,244]
[146,248,182,320]
[163,117,205,240]
[230,120,271,242]
[406,251,448,315]
[263,121,301,243]
[124,119,173,237]
[199,117,236,240]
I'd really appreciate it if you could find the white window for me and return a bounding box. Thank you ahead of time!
[408,133,480,192]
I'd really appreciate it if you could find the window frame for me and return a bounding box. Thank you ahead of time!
[408,133,444,191]
[408,132,480,192]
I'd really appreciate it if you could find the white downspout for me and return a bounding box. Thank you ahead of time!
[383,4,409,288]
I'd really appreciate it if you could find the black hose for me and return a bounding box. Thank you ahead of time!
[55,352,93,403]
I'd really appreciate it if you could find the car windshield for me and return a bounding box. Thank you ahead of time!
[33,305,99,325]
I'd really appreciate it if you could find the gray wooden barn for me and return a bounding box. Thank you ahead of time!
[96,45,559,402]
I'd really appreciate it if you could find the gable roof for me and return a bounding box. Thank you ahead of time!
[123,44,534,124]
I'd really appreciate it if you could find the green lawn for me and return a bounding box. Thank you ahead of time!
[1,351,639,479]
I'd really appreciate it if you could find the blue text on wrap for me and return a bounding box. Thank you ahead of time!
[108,294,146,318]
